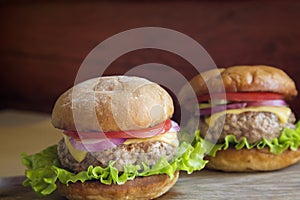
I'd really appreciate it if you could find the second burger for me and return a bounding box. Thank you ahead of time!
[181,65,300,172]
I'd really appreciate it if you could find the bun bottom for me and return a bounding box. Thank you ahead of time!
[56,171,179,200]
[205,148,300,172]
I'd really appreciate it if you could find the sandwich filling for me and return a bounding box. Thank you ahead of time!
[59,120,179,166]
[194,92,300,155]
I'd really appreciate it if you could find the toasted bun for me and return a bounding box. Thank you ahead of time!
[56,171,179,200]
[184,65,297,100]
[52,76,174,132]
[205,148,300,172]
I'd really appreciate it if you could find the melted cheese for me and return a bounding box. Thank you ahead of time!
[123,131,179,147]
[63,135,87,162]
[205,106,291,126]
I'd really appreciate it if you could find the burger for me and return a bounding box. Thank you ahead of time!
[22,76,207,199]
[181,65,300,172]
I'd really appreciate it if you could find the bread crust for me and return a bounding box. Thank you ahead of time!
[185,65,297,100]
[56,171,179,200]
[205,148,300,172]
[52,76,174,132]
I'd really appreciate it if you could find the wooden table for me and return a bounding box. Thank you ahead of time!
[1,163,300,200]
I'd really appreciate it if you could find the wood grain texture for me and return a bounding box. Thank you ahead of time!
[0,1,300,119]
[1,163,300,200]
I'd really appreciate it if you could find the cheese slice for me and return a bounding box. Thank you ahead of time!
[205,106,291,126]
[123,131,179,147]
[63,135,87,163]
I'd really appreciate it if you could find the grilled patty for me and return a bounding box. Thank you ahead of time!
[57,139,178,173]
[199,111,296,144]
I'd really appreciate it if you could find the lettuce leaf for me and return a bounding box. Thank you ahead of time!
[195,121,300,157]
[21,145,59,195]
[21,140,207,196]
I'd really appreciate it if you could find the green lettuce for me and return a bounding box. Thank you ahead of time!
[195,121,300,157]
[21,140,207,196]
[21,145,59,195]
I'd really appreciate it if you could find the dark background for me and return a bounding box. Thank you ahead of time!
[1,0,299,120]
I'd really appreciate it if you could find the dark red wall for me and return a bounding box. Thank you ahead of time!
[1,1,300,118]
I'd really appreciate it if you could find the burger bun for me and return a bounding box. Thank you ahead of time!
[52,76,174,132]
[205,148,300,172]
[56,171,179,200]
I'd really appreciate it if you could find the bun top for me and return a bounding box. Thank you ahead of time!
[185,65,297,100]
[52,76,174,132]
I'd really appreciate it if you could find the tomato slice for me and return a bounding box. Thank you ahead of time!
[197,92,285,102]
[63,119,172,140]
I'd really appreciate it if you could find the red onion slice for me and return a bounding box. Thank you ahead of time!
[246,100,287,107]
[196,99,287,116]
[170,120,180,132]
[69,137,126,152]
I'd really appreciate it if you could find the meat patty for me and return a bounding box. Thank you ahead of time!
[57,139,178,173]
[199,111,296,144]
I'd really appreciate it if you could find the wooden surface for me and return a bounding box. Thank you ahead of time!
[1,163,300,200]
[1,1,300,119]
